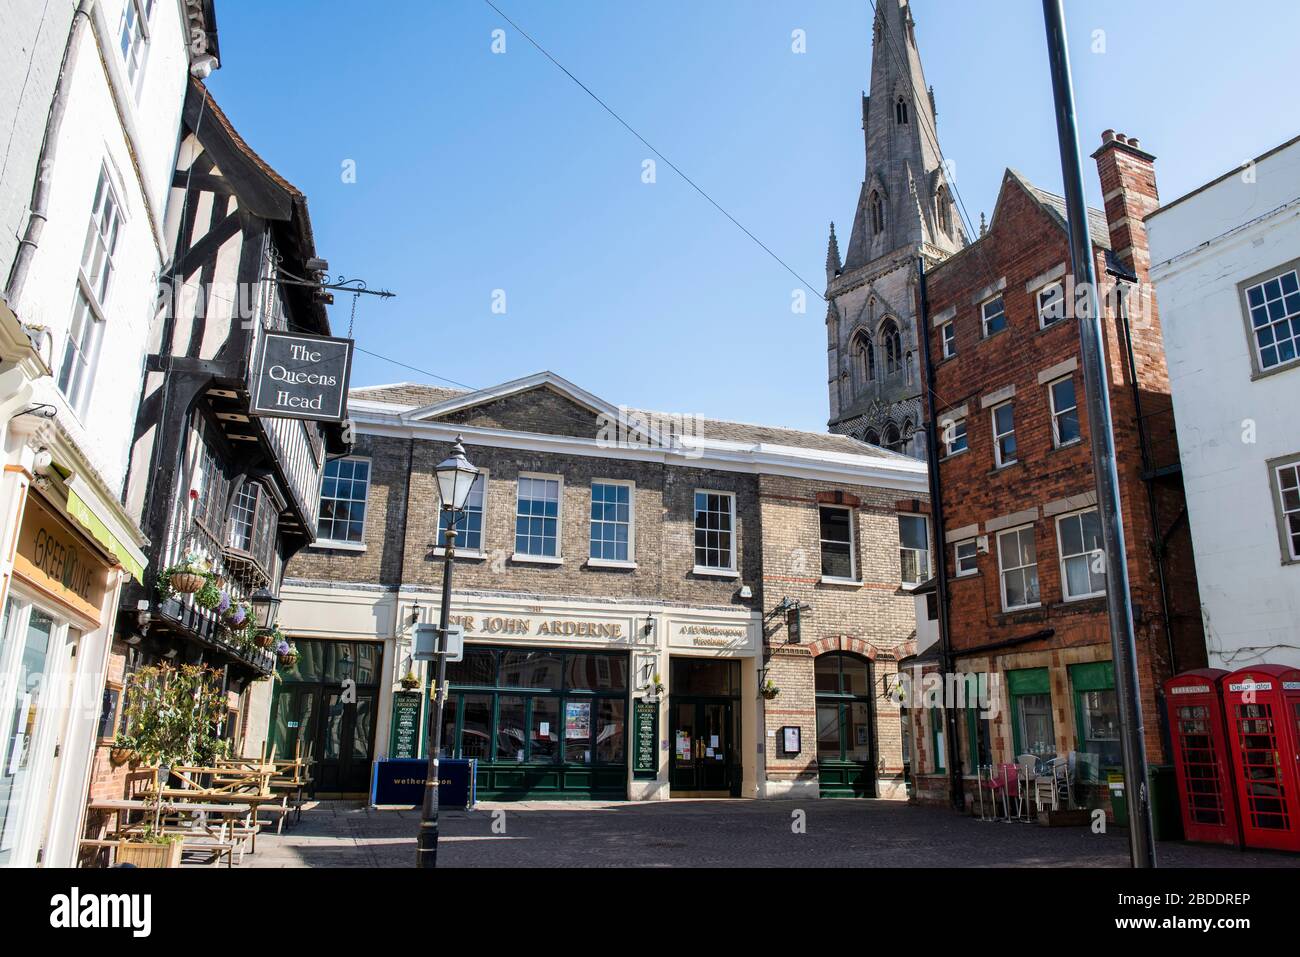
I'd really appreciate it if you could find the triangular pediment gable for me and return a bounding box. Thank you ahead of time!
[406,372,658,444]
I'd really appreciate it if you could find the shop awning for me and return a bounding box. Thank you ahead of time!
[65,487,147,584]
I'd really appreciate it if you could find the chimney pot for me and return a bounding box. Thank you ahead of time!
[1102,129,1116,143]
[1116,133,1129,145]
[1128,137,1141,149]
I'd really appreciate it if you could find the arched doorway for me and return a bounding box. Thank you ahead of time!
[815,652,876,797]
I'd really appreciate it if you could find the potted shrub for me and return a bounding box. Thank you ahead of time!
[400,670,420,691]
[113,663,227,772]
[116,832,182,869]
[760,678,780,700]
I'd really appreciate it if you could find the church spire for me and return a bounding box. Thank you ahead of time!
[825,222,841,283]
[840,0,964,275]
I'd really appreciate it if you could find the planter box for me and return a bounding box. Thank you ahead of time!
[116,840,182,868]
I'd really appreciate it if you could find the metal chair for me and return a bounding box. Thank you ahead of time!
[1034,756,1069,811]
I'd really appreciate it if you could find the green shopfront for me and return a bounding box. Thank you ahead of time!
[269,639,384,794]
[434,646,629,800]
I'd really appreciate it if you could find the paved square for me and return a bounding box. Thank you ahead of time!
[239,800,1294,868]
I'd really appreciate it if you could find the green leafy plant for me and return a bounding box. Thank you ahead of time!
[761,678,780,700]
[156,552,212,602]
[193,578,223,610]
[113,663,227,768]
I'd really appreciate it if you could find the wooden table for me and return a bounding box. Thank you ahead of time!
[86,798,253,866]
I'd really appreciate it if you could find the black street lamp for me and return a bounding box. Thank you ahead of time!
[416,436,480,869]
[249,588,281,631]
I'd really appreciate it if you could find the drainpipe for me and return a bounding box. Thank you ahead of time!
[4,0,96,309]
[916,256,964,813]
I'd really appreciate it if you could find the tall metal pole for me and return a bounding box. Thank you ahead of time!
[1041,0,1156,868]
[416,521,456,868]
[916,257,965,812]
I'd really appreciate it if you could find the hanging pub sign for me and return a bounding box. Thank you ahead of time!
[250,330,353,422]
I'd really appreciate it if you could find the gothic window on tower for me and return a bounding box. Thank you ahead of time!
[895,96,909,126]
[881,319,902,375]
[883,423,904,454]
[852,330,875,385]
[937,186,952,236]
[863,429,880,446]
[870,191,884,236]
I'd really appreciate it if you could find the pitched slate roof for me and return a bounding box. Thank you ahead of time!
[347,378,911,459]
[1007,168,1112,248]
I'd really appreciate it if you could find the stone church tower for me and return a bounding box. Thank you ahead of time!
[825,0,965,456]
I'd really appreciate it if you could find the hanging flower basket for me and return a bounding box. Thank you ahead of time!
[760,680,780,700]
[169,571,206,595]
[254,632,275,649]
[276,640,299,667]
[400,673,420,691]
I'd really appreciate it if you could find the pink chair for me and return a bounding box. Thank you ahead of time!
[984,763,1021,820]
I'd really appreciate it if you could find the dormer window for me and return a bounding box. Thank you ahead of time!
[895,96,909,126]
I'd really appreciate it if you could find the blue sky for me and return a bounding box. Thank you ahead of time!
[208,0,1300,432]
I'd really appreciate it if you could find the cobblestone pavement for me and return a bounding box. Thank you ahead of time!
[238,799,1294,868]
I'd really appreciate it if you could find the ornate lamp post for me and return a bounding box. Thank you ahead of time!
[416,436,479,869]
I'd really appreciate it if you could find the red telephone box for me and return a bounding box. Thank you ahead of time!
[1223,664,1300,853]
[1164,669,1240,846]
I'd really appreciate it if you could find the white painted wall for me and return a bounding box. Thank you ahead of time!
[1147,138,1300,670]
[9,0,192,497]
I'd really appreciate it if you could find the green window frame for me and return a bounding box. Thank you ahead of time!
[963,673,991,772]
[814,654,874,764]
[438,647,628,767]
[1006,667,1055,759]
[930,707,946,772]
[1069,660,1119,780]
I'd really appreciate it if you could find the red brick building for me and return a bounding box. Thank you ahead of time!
[904,133,1206,808]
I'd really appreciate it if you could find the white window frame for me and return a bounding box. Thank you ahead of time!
[1036,281,1067,328]
[1270,457,1300,563]
[997,524,1040,612]
[436,469,490,558]
[57,286,105,419]
[898,513,931,588]
[513,472,564,564]
[1048,375,1081,448]
[1243,267,1300,375]
[941,320,957,359]
[314,456,371,550]
[80,164,123,308]
[981,294,1007,338]
[954,539,978,577]
[588,478,636,568]
[118,0,155,94]
[942,417,968,458]
[818,505,859,584]
[1055,507,1107,602]
[991,400,1017,468]
[693,489,738,577]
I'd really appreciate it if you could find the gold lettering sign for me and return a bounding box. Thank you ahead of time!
[446,613,625,642]
[13,495,111,623]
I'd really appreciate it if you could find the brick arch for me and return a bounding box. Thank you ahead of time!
[808,635,882,661]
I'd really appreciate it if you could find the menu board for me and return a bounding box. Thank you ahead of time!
[389,692,422,760]
[632,700,658,778]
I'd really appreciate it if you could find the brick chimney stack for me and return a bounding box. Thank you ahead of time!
[1092,130,1159,284]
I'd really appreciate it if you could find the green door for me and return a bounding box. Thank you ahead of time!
[815,654,876,797]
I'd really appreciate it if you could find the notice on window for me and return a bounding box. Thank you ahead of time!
[565,701,591,740]
[539,721,551,738]
[676,732,691,759]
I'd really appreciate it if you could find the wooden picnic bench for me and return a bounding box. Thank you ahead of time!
[83,798,251,867]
